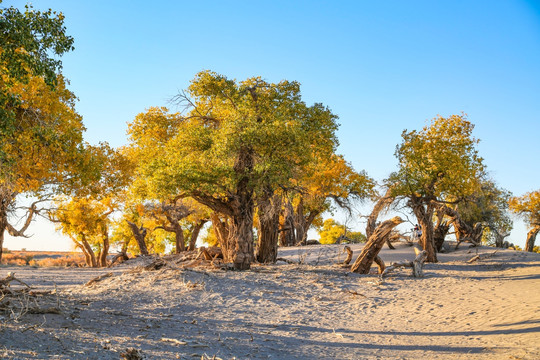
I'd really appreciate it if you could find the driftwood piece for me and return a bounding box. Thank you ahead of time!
[374,256,386,274]
[0,272,30,290]
[342,246,353,265]
[197,246,223,261]
[380,248,427,280]
[84,272,113,287]
[467,250,499,263]
[108,252,129,267]
[276,257,298,265]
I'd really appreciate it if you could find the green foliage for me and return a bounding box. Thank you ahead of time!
[456,179,513,244]
[509,190,540,228]
[389,114,485,202]
[346,231,367,243]
[318,218,346,244]
[127,70,340,206]
[1,2,74,156]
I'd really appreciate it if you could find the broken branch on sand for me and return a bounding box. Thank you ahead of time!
[467,250,499,263]
[380,248,427,280]
[84,272,113,287]
[0,272,31,290]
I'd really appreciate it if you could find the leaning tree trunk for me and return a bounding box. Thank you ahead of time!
[412,201,438,263]
[525,225,540,252]
[126,221,149,256]
[351,217,404,273]
[80,234,97,267]
[211,213,230,257]
[188,220,207,251]
[256,193,282,263]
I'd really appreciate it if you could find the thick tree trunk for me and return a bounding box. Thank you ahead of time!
[412,202,438,263]
[126,221,149,256]
[279,200,295,247]
[256,194,281,263]
[525,225,540,252]
[437,205,483,249]
[80,234,97,267]
[434,221,450,252]
[351,217,404,273]
[188,220,207,251]
[98,232,109,267]
[228,203,255,270]
[175,227,185,253]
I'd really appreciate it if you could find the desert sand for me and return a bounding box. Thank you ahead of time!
[1,243,539,359]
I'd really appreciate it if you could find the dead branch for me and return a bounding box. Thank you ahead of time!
[84,272,113,287]
[467,250,499,263]
[0,272,31,289]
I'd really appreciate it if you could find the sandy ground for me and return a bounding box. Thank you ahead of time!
[1,243,539,360]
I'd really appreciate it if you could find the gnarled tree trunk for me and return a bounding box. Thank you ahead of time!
[279,200,295,247]
[351,217,404,273]
[98,232,109,267]
[525,225,540,252]
[127,221,149,255]
[228,201,254,270]
[80,234,97,267]
[411,200,437,263]
[188,219,207,251]
[211,213,230,257]
[256,193,282,263]
[437,205,483,250]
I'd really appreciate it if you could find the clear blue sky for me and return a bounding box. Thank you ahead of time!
[4,0,540,250]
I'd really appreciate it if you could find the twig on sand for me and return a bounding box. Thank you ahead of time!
[84,272,113,287]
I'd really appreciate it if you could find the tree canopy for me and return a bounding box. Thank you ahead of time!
[388,114,486,261]
[509,190,540,251]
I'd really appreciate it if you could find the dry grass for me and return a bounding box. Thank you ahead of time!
[1,251,85,267]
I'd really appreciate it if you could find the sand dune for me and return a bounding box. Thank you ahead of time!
[1,244,539,359]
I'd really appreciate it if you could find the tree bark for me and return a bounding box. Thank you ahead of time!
[256,193,281,263]
[525,225,540,252]
[211,213,230,257]
[351,217,404,273]
[279,200,296,247]
[98,232,109,267]
[437,204,483,249]
[188,220,207,251]
[126,221,149,255]
[80,234,97,267]
[228,203,254,270]
[411,200,438,263]
[174,228,185,253]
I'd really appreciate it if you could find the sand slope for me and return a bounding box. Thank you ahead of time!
[1,244,539,359]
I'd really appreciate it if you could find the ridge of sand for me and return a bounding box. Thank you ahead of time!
[1,244,539,359]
